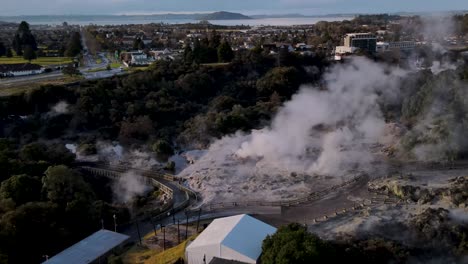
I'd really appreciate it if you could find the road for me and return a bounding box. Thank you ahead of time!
[1,30,126,91]
[0,71,64,87]
[80,29,126,80]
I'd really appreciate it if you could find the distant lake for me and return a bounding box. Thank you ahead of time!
[7,16,354,26]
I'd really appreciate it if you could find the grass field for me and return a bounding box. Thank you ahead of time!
[110,62,122,68]
[0,75,83,97]
[122,226,198,264]
[200,62,230,67]
[0,56,73,66]
[86,63,122,73]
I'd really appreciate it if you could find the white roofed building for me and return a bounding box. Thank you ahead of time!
[185,214,276,264]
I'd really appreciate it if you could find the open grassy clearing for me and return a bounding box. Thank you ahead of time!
[0,75,83,96]
[0,56,73,66]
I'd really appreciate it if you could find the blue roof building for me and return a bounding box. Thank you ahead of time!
[44,229,129,264]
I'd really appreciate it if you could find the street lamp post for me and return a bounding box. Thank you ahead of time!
[177,219,180,244]
[162,225,166,251]
[113,214,117,232]
[185,211,189,239]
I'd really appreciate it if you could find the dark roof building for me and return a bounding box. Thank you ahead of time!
[0,63,42,73]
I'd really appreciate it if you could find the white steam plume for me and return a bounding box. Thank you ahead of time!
[179,57,406,203]
[236,57,404,176]
[113,171,150,203]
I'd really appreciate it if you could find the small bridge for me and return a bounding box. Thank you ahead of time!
[78,165,198,219]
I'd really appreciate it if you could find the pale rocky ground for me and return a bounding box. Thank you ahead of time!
[311,168,468,243]
[176,139,356,205]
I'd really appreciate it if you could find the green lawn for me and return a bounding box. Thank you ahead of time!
[0,56,73,66]
[110,62,122,68]
[0,75,83,97]
[200,62,230,67]
[122,234,197,264]
[86,63,122,73]
[86,67,107,73]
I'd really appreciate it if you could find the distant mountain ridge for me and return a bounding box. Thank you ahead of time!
[198,11,251,20]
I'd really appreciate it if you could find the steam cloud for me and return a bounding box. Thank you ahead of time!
[236,57,404,176]
[48,101,70,117]
[113,171,150,203]
[179,57,406,202]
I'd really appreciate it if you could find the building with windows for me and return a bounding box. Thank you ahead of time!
[343,33,377,54]
[377,41,417,53]
[121,51,155,66]
[334,33,377,60]
[0,63,44,77]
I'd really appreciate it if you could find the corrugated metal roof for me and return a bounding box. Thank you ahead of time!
[44,230,129,264]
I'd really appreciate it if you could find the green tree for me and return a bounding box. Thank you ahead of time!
[5,47,12,58]
[64,31,83,57]
[0,42,6,57]
[152,139,174,157]
[0,202,60,264]
[0,175,42,205]
[19,142,47,162]
[42,165,94,207]
[17,21,37,50]
[256,67,301,98]
[12,34,22,55]
[22,45,36,62]
[62,64,80,76]
[133,37,145,50]
[261,223,337,264]
[12,21,37,56]
[183,45,194,64]
[217,41,234,62]
[209,30,221,49]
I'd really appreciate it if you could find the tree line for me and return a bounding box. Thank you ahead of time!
[0,21,83,62]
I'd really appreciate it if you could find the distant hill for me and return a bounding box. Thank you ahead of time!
[198,11,252,20]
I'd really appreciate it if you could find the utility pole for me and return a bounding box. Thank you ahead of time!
[177,219,180,244]
[113,214,117,232]
[162,225,166,251]
[185,213,189,239]
[196,209,202,232]
[150,217,157,237]
[135,220,142,245]
[101,219,104,230]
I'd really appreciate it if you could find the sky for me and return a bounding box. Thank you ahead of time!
[1,0,468,16]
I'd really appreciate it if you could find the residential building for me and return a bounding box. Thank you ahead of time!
[121,51,155,66]
[0,63,45,77]
[149,49,175,61]
[185,214,277,264]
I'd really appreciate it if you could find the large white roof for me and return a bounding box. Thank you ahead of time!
[186,214,276,261]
